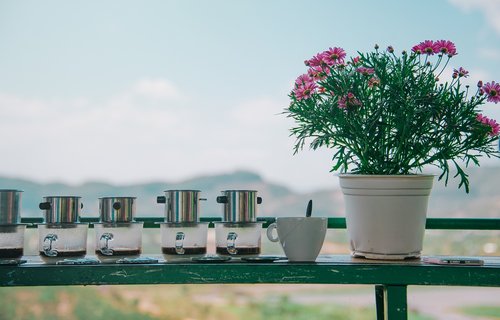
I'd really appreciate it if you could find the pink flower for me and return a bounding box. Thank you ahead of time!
[482,81,500,103]
[322,47,346,66]
[368,76,380,88]
[356,67,375,76]
[413,40,435,55]
[293,73,317,101]
[293,81,318,101]
[305,53,327,67]
[307,66,330,81]
[338,92,361,109]
[433,40,457,56]
[411,44,422,54]
[347,92,361,107]
[337,96,347,109]
[452,67,469,78]
[295,73,314,86]
[477,113,500,136]
[352,56,360,65]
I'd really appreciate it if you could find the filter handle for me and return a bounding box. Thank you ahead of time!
[175,232,185,255]
[226,232,238,255]
[39,202,51,210]
[42,234,58,257]
[99,233,114,256]
[216,196,228,203]
[157,196,166,204]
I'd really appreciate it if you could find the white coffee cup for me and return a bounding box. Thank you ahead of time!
[266,217,327,262]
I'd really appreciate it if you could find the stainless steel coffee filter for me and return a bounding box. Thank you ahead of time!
[0,190,23,224]
[99,197,136,223]
[39,196,82,224]
[157,190,204,223]
[216,190,262,223]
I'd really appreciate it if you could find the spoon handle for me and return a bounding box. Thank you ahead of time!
[306,199,313,217]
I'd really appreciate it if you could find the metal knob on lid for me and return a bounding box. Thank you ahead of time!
[157,190,205,223]
[39,196,82,224]
[216,190,262,223]
[0,189,23,225]
[99,197,136,223]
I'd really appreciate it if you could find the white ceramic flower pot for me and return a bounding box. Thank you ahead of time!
[339,174,434,260]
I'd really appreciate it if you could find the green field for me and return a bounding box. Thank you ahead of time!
[459,305,500,319]
[0,285,438,320]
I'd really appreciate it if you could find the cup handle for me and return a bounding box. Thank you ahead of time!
[43,234,59,257]
[266,223,279,242]
[99,232,114,256]
[226,232,238,255]
[175,232,185,255]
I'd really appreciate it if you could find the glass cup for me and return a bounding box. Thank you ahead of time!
[0,225,26,259]
[215,222,263,257]
[38,223,88,263]
[94,222,143,262]
[160,222,208,261]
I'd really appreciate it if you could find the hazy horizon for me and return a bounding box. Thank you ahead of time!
[3,164,500,195]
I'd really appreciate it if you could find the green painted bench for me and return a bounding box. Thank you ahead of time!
[1,217,499,320]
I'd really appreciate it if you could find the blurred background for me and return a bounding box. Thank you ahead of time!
[0,0,499,319]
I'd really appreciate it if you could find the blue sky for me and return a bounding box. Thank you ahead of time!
[1,0,499,191]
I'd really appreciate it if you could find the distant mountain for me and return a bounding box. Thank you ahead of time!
[426,166,500,218]
[0,167,499,219]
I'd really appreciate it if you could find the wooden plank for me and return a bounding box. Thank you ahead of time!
[1,255,499,287]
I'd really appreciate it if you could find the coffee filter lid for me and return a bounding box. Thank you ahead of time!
[0,190,23,224]
[40,196,82,224]
[99,197,136,223]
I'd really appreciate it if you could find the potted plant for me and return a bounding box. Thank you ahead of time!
[285,40,500,259]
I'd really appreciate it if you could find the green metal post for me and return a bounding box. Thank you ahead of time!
[375,285,385,319]
[384,285,408,320]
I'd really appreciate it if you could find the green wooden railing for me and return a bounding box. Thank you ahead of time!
[20,216,500,230]
[4,217,500,320]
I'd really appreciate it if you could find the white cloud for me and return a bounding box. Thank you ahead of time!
[0,93,46,117]
[0,84,343,192]
[229,97,285,126]
[466,68,492,85]
[222,97,338,191]
[449,0,500,35]
[0,78,198,183]
[132,78,183,100]
[478,47,500,61]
